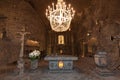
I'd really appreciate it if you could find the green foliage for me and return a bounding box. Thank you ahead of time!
[29,56,39,61]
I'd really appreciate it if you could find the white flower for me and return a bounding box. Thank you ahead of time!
[29,50,41,59]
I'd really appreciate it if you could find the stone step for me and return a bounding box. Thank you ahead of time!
[95,67,114,76]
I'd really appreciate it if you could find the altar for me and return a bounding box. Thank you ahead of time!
[44,55,78,72]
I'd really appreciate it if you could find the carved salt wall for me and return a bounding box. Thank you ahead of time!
[77,0,120,66]
[0,0,46,65]
[92,0,120,65]
[0,0,119,67]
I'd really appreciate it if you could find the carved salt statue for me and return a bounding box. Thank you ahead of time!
[17,27,30,76]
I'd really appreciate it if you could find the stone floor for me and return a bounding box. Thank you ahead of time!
[0,57,120,80]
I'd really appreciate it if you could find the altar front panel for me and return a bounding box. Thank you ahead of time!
[44,55,78,72]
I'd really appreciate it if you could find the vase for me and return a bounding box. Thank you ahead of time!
[30,59,38,70]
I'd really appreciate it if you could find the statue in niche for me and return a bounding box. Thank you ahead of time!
[1,27,7,40]
[58,35,64,44]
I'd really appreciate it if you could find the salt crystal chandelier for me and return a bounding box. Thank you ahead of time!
[46,0,75,32]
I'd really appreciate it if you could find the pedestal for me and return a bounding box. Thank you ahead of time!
[94,52,107,67]
[31,59,38,70]
[17,58,24,76]
[95,67,114,76]
[94,52,114,76]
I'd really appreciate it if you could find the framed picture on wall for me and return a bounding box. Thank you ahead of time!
[58,35,64,44]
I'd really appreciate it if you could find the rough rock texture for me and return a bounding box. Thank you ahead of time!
[0,0,46,65]
[76,0,120,67]
[0,0,120,71]
[92,0,120,66]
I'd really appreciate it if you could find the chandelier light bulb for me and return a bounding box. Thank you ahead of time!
[46,0,75,32]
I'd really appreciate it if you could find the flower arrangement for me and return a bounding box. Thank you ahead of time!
[29,50,41,61]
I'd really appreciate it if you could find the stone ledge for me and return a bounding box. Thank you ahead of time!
[44,55,78,60]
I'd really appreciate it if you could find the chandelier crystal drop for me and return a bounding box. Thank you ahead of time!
[46,0,75,32]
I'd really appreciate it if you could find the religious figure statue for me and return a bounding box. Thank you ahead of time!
[17,27,30,75]
[1,27,8,40]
